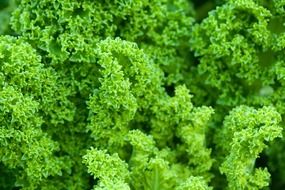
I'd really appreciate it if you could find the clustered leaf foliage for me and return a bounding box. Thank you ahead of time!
[0,0,285,189]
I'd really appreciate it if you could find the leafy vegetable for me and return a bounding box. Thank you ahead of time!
[0,0,285,189]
